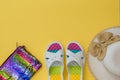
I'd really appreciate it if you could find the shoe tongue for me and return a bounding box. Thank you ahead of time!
[68,43,82,54]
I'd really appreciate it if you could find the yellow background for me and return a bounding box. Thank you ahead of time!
[0,0,119,80]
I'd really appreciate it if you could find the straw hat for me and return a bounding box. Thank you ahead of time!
[88,27,120,80]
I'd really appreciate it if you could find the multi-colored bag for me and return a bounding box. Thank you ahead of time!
[0,46,42,80]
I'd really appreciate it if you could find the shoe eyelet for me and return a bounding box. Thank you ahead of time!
[61,55,63,57]
[66,55,69,58]
[45,57,49,60]
[81,57,84,60]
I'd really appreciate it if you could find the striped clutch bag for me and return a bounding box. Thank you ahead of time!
[0,46,42,80]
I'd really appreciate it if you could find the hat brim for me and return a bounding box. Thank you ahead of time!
[88,26,120,80]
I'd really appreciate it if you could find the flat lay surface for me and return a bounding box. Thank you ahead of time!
[0,0,119,80]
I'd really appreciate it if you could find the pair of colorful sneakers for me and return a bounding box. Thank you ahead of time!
[45,41,85,80]
[0,46,42,80]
